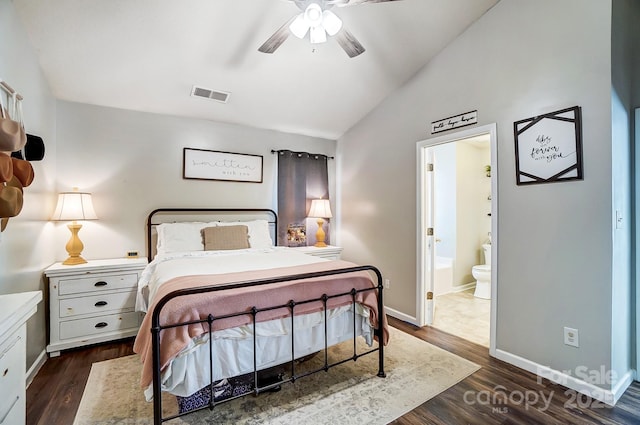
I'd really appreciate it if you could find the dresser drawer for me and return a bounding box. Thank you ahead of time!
[59,291,137,318]
[59,311,140,340]
[0,394,22,425]
[0,332,25,415]
[57,273,138,296]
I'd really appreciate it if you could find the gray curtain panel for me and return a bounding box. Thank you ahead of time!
[276,150,329,246]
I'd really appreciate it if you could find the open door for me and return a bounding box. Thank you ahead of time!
[425,148,436,325]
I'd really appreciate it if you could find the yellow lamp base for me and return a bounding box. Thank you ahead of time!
[62,255,88,265]
[314,218,328,248]
[63,222,88,265]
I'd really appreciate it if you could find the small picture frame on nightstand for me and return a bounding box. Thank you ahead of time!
[286,224,306,247]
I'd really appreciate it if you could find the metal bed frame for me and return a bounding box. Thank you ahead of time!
[145,208,386,424]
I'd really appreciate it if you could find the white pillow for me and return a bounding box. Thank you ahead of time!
[217,220,273,249]
[156,222,216,254]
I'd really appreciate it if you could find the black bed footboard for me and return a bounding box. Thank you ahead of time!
[149,265,385,425]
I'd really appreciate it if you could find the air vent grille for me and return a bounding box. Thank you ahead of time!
[191,86,230,103]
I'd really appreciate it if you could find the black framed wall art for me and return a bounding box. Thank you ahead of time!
[514,106,583,185]
[183,148,263,183]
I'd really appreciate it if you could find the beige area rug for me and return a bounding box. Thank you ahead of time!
[74,327,479,425]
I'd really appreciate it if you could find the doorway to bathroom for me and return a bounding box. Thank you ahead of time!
[416,123,497,352]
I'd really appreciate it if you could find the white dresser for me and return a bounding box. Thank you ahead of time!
[44,258,148,357]
[0,291,42,425]
[291,245,343,260]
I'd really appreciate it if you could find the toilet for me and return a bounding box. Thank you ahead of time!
[472,244,491,299]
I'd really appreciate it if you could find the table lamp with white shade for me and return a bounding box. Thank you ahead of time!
[308,198,332,248]
[51,189,98,265]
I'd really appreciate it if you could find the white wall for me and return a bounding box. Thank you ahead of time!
[339,0,623,394]
[55,101,336,261]
[0,0,57,371]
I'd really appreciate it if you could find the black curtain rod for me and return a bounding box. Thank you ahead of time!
[271,149,334,160]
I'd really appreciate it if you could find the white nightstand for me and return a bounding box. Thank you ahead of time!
[44,258,148,357]
[291,245,343,260]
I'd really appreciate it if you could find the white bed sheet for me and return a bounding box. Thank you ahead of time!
[137,247,375,399]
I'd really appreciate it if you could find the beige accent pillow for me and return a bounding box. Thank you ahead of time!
[202,225,249,251]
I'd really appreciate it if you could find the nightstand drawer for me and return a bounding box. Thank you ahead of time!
[0,333,24,405]
[59,291,137,318]
[59,311,140,340]
[58,273,138,295]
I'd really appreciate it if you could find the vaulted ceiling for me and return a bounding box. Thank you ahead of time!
[14,0,499,139]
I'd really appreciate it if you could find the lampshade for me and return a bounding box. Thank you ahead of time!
[52,191,98,221]
[308,199,332,219]
[52,189,98,265]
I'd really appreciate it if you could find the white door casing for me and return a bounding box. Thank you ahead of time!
[416,123,498,355]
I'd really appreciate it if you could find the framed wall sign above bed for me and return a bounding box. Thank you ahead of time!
[183,148,263,183]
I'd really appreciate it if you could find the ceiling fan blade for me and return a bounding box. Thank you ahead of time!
[258,16,298,54]
[335,27,365,58]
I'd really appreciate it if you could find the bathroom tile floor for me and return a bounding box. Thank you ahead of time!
[432,288,490,347]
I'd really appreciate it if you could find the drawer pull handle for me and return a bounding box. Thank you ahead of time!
[2,368,7,377]
[94,301,108,307]
[95,322,108,329]
[94,281,108,287]
[0,395,19,424]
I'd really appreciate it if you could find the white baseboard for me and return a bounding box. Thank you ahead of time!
[385,306,418,326]
[494,348,633,406]
[452,282,476,293]
[26,349,47,388]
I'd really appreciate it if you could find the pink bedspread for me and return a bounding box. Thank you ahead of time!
[133,260,388,388]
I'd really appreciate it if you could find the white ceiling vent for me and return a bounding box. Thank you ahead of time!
[191,86,230,103]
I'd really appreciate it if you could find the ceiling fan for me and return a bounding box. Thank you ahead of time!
[258,0,401,58]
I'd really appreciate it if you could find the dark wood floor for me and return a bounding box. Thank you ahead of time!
[27,318,640,425]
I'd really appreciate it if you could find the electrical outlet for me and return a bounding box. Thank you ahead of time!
[564,327,579,347]
[384,279,390,289]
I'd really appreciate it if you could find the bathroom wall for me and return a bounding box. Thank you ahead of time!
[455,141,491,286]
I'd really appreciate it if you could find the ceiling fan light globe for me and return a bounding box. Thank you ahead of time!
[310,25,327,44]
[304,3,324,26]
[289,14,309,39]
[322,10,342,36]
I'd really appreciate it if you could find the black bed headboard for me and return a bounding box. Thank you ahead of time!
[146,208,278,262]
